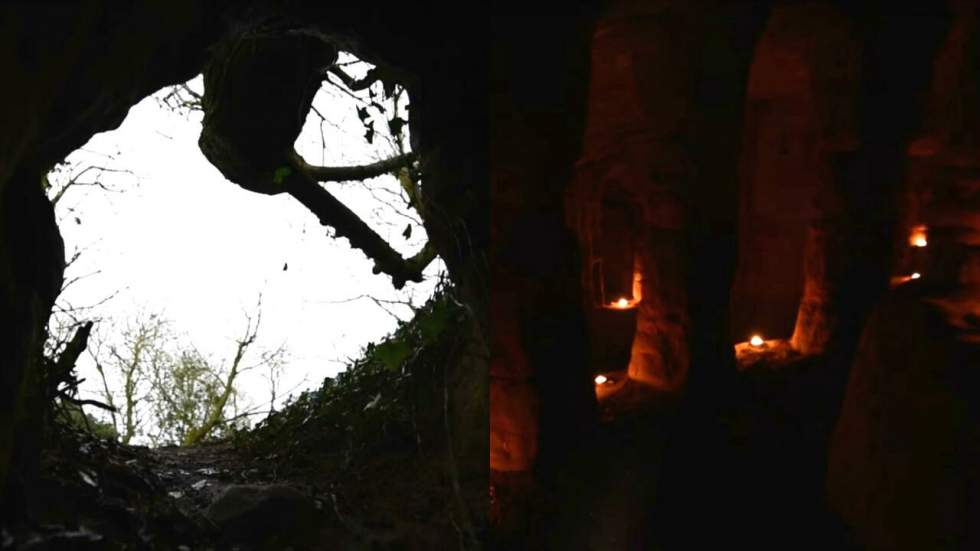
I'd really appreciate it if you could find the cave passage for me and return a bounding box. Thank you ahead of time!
[491,3,980,550]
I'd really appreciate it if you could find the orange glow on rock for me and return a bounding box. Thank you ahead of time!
[909,225,928,247]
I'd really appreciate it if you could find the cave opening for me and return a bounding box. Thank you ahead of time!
[2,8,487,547]
[44,52,442,448]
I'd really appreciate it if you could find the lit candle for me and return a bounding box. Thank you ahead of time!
[594,374,608,385]
[909,226,928,248]
[911,272,921,279]
[749,335,764,347]
[608,297,632,309]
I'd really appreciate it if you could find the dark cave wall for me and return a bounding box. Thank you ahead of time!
[570,8,700,391]
[616,3,770,546]
[0,0,215,513]
[0,2,489,525]
[730,3,971,548]
[489,11,598,475]
[732,3,860,343]
[732,2,954,361]
[828,3,980,548]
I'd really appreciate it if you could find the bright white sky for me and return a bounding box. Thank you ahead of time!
[50,54,442,442]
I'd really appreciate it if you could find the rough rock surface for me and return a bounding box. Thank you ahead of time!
[204,484,324,547]
[828,286,980,550]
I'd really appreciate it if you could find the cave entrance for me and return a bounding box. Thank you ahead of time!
[44,50,443,448]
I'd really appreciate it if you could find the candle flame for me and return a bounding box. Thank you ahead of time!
[608,297,634,309]
[594,374,608,385]
[909,225,928,248]
[749,335,764,347]
[911,272,921,279]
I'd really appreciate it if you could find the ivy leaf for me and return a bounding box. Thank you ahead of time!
[364,125,375,144]
[374,340,412,371]
[272,166,292,186]
[401,224,412,239]
[419,300,455,343]
[356,106,369,122]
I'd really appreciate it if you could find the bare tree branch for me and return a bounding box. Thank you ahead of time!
[294,152,415,183]
[47,321,93,399]
[182,303,260,445]
[58,395,117,413]
[90,345,120,433]
[283,158,428,288]
[49,164,132,206]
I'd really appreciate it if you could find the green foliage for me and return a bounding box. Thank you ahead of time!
[417,297,454,343]
[152,349,242,446]
[76,309,266,448]
[235,286,464,469]
[373,339,412,371]
[56,400,118,441]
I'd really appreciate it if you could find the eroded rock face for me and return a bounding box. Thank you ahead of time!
[735,4,859,346]
[828,289,980,550]
[569,7,695,392]
[489,12,596,477]
[204,484,326,546]
[489,377,538,473]
[567,2,765,396]
[827,5,979,549]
